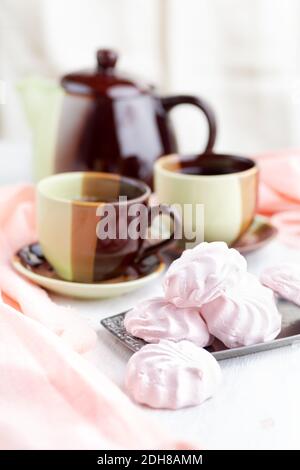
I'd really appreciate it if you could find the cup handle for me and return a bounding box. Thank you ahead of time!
[135,204,178,262]
[161,95,217,153]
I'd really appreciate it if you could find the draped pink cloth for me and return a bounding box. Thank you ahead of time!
[0,184,96,353]
[0,184,194,449]
[255,150,300,248]
[0,297,194,449]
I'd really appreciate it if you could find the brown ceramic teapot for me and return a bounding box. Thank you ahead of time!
[19,49,216,186]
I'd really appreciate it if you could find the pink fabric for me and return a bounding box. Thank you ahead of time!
[0,184,96,353]
[0,297,194,449]
[255,150,300,248]
[0,184,195,449]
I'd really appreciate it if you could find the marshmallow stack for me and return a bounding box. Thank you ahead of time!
[123,241,282,410]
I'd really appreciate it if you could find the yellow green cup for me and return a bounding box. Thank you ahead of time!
[154,153,258,246]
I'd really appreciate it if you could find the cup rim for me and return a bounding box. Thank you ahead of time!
[37,171,151,205]
[155,153,258,180]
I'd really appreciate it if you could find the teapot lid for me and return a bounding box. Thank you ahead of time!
[61,49,153,98]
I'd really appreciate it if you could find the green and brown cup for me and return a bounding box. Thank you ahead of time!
[37,172,175,283]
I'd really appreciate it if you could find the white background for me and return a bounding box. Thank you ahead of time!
[2,0,300,161]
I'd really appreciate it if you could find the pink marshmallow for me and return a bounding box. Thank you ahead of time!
[261,264,300,306]
[124,297,212,347]
[125,340,222,409]
[201,273,281,348]
[163,241,247,308]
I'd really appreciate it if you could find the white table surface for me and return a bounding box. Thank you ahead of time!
[1,141,300,450]
[51,240,300,450]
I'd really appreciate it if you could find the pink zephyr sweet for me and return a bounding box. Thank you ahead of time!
[124,297,212,347]
[125,340,222,409]
[201,273,281,348]
[163,241,247,308]
[260,264,300,306]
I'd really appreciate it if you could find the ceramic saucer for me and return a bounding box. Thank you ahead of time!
[232,215,278,253]
[164,215,278,260]
[12,244,165,299]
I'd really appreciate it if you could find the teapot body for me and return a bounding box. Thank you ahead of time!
[54,92,178,187]
[19,50,216,184]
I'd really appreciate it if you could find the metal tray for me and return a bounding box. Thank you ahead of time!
[101,298,300,360]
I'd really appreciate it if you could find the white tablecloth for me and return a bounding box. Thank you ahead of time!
[1,141,299,449]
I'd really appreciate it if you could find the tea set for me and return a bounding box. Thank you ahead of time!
[14,48,277,299]
[18,49,216,185]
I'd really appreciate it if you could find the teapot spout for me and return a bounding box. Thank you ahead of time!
[17,77,63,126]
[17,77,64,181]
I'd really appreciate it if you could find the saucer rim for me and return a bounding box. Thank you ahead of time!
[232,215,278,253]
[12,255,165,291]
[165,215,277,257]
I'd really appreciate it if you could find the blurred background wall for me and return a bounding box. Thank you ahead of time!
[1,0,300,161]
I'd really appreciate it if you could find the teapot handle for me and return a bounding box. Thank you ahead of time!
[161,95,217,153]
